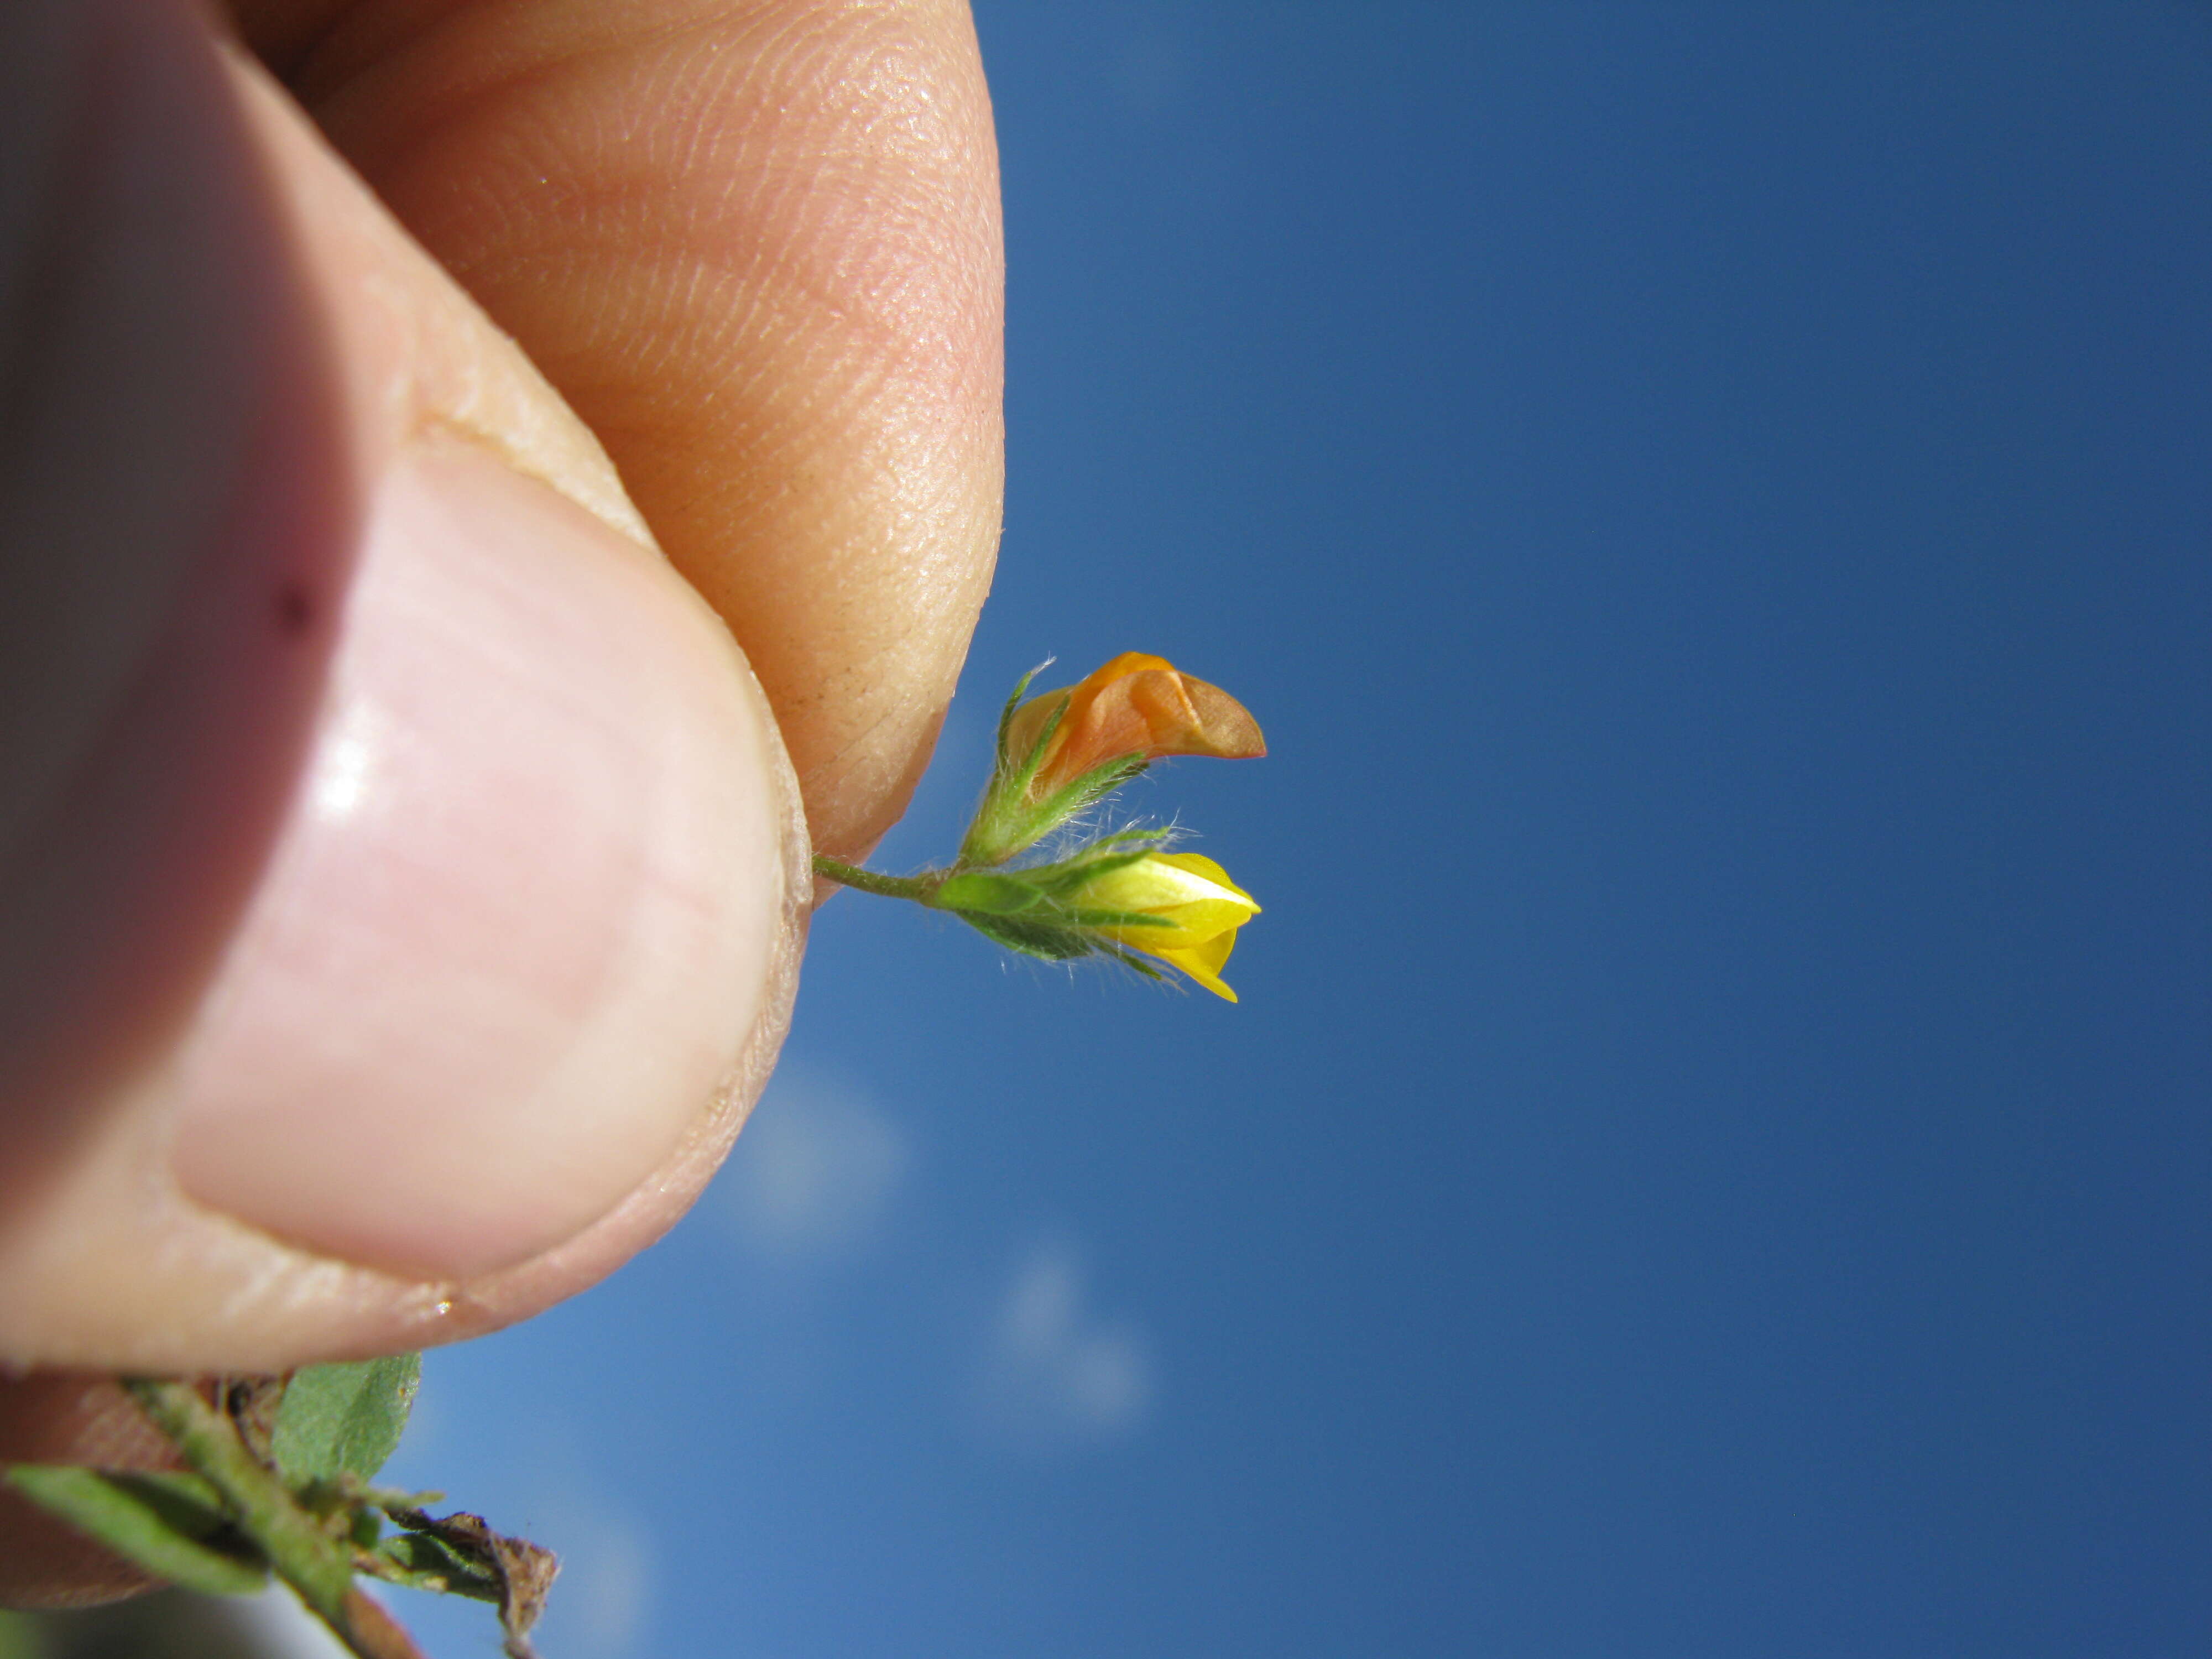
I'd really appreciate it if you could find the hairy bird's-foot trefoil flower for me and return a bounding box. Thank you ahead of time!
[960,653,1265,868]
[1007,653,1264,800]
[916,842,1260,999]
[811,654,1268,1001]
[1063,850,1260,1001]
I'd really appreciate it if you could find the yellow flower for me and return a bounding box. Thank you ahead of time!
[1071,851,1260,1002]
[1006,653,1265,802]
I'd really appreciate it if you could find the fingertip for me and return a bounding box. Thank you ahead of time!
[169,440,807,1281]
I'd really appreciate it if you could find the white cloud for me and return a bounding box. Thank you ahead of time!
[531,1506,651,1659]
[719,1070,909,1260]
[975,1241,1154,1451]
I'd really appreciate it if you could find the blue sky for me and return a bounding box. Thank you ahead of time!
[382,7,2212,1656]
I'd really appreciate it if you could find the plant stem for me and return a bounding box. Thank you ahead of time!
[812,854,937,902]
[120,1380,427,1659]
[341,1587,436,1659]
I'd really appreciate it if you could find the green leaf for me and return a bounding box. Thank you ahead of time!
[368,1532,506,1603]
[378,1504,562,1648]
[0,1610,40,1659]
[270,1354,421,1483]
[3,1467,268,1597]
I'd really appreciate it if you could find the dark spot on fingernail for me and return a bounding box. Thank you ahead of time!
[273,583,314,635]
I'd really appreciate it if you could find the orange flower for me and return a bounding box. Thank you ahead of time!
[1005,653,1266,801]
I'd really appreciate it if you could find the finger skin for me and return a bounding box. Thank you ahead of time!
[0,1377,180,1609]
[0,0,1000,1603]
[0,0,348,1250]
[272,0,1007,862]
[1,7,810,1368]
[0,0,805,1595]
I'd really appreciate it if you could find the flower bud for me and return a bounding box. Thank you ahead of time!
[1005,653,1265,802]
[1063,851,1260,1002]
[961,654,1266,867]
[923,846,1260,1000]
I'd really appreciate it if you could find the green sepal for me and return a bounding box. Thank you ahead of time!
[953,912,1100,962]
[933,862,1175,936]
[964,756,1151,869]
[966,660,1167,867]
[962,706,1065,866]
[1091,940,1168,979]
[932,870,1052,916]
[990,660,1052,770]
[1025,844,1164,895]
[1024,754,1149,836]
[3,1466,269,1597]
[1077,825,1177,853]
[270,1354,420,1484]
[1048,908,1175,930]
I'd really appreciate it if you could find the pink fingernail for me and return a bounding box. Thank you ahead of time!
[169,442,799,1280]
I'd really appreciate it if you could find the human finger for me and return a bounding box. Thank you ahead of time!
[0,0,805,1375]
[245,0,1006,863]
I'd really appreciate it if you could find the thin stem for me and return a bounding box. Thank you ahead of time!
[341,1587,437,1659]
[812,854,938,902]
[121,1380,426,1659]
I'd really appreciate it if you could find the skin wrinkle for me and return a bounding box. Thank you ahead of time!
[678,116,988,375]
[366,63,993,546]
[404,19,994,406]
[4,5,997,1597]
[646,352,916,540]
[813,695,910,780]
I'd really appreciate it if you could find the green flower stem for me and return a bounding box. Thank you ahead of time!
[121,1380,425,1659]
[812,855,941,902]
